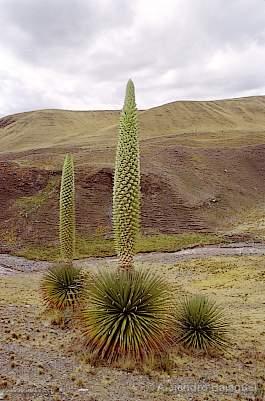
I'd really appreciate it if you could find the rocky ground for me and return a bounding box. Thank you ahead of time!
[0,250,264,400]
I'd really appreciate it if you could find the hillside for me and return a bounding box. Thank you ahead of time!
[0,95,265,251]
[1,96,265,153]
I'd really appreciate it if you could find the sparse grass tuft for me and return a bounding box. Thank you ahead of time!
[174,294,230,352]
[40,264,83,311]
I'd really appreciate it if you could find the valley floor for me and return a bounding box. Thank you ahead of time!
[1,241,265,275]
[0,255,264,401]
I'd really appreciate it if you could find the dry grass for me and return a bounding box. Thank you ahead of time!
[0,255,264,400]
[14,233,222,261]
[1,96,265,154]
[231,206,265,239]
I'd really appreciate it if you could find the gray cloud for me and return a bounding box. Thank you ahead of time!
[0,0,265,116]
[0,0,134,65]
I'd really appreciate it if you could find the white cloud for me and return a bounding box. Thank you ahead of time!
[0,0,265,116]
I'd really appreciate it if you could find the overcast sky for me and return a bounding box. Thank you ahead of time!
[0,0,265,116]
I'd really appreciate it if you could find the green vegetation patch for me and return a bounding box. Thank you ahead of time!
[15,177,59,217]
[135,232,222,253]
[15,232,223,261]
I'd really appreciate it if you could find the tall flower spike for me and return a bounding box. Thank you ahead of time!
[113,79,140,270]
[59,154,75,264]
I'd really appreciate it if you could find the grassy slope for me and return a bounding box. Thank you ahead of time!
[1,96,265,153]
[0,110,119,152]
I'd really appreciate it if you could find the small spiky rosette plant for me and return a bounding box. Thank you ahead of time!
[113,79,140,270]
[41,264,83,311]
[175,295,230,352]
[80,269,173,363]
[60,154,75,263]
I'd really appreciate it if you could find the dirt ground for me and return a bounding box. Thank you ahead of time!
[2,140,265,249]
[0,254,264,401]
[1,96,265,250]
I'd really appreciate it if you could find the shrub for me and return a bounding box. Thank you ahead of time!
[174,295,230,351]
[80,269,174,363]
[113,79,140,270]
[40,264,83,311]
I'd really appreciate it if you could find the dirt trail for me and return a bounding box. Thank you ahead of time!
[1,242,265,276]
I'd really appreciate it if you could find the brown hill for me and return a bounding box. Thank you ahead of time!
[0,95,265,250]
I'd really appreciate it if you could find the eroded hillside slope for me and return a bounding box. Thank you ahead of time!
[0,96,265,250]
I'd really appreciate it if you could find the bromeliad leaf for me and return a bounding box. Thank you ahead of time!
[80,269,174,362]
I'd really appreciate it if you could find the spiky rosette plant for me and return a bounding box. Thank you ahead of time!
[113,79,140,270]
[60,154,75,264]
[41,264,83,311]
[175,295,230,352]
[80,269,174,363]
